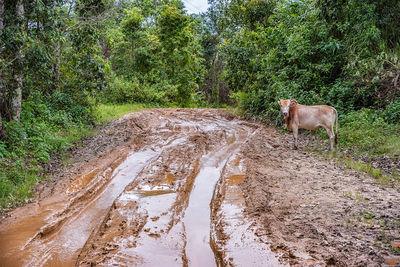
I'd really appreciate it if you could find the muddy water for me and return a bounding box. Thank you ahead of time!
[386,256,400,266]
[66,168,100,194]
[183,126,249,266]
[211,154,285,267]
[103,188,182,266]
[0,150,158,266]
[0,109,282,266]
[184,165,222,266]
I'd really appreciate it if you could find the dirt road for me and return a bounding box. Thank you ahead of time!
[0,109,399,266]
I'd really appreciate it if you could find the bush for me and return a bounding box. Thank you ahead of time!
[232,90,281,124]
[101,74,169,104]
[0,90,97,209]
[338,109,395,155]
[384,100,400,123]
[48,91,95,125]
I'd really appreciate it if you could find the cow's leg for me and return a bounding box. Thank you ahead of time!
[324,126,335,151]
[293,126,299,150]
[307,130,315,147]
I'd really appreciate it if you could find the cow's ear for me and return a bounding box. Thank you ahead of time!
[290,99,298,106]
[277,99,281,106]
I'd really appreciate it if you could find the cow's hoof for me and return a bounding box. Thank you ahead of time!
[293,146,298,150]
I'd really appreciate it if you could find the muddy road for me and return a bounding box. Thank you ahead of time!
[0,109,399,266]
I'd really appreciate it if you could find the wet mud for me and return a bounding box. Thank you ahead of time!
[1,109,399,266]
[239,126,400,266]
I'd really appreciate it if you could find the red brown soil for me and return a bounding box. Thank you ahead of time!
[0,108,399,267]
[239,126,400,266]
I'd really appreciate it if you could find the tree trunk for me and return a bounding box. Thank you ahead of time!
[12,74,22,121]
[0,112,2,134]
[154,0,157,10]
[0,0,3,35]
[12,0,24,121]
[53,0,60,86]
[54,40,60,85]
[0,0,4,130]
[100,37,111,60]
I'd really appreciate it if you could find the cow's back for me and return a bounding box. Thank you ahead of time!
[295,105,335,131]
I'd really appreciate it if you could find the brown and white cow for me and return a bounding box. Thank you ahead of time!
[278,99,338,150]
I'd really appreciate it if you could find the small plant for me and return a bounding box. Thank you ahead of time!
[354,191,364,203]
[361,211,375,220]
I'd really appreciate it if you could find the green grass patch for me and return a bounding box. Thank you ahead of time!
[377,134,400,158]
[0,166,44,208]
[337,156,399,186]
[62,126,98,144]
[95,103,148,123]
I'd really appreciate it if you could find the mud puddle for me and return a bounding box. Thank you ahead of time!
[183,127,248,266]
[0,109,284,266]
[211,153,284,267]
[0,150,159,266]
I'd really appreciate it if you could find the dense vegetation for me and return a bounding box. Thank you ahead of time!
[0,0,399,208]
[205,0,400,155]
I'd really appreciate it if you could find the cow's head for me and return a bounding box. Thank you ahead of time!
[278,99,298,119]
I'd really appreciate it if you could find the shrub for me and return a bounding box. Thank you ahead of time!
[101,74,170,104]
[338,109,392,155]
[384,100,400,123]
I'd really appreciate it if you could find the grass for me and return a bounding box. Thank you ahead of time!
[95,103,148,123]
[330,154,400,186]
[337,111,400,157]
[0,166,43,208]
[377,134,400,158]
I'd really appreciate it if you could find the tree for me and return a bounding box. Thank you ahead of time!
[53,0,61,86]
[157,5,205,104]
[11,0,24,122]
[0,0,4,137]
[121,7,144,65]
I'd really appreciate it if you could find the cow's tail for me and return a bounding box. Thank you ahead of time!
[333,107,338,145]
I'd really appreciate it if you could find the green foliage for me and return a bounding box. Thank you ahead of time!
[0,164,42,209]
[384,100,400,123]
[338,109,400,156]
[221,1,347,117]
[77,0,113,16]
[213,0,400,124]
[0,95,97,208]
[104,1,206,106]
[0,0,105,207]
[101,74,168,104]
[121,7,144,40]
